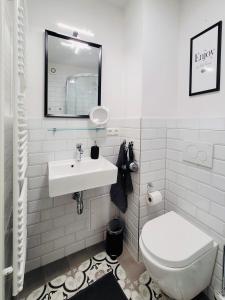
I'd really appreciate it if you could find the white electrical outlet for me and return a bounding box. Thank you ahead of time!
[107,128,119,136]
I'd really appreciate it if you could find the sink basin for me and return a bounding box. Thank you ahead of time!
[48,156,118,197]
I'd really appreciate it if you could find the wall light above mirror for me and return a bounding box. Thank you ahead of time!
[44,30,102,118]
[57,23,95,38]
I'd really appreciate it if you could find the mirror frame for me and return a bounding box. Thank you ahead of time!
[44,30,102,118]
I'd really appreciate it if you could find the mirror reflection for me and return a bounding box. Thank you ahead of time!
[45,31,102,117]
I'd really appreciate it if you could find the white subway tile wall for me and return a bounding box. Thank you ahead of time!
[139,118,166,230]
[26,118,127,271]
[165,118,225,299]
[119,119,141,260]
[26,118,143,271]
[26,116,225,300]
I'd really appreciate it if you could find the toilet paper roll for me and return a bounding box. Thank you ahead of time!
[147,191,162,206]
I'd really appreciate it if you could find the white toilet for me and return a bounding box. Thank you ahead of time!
[140,211,218,300]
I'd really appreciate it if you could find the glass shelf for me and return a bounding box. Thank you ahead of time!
[48,127,106,133]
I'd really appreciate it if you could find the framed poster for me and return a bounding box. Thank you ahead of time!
[189,21,222,96]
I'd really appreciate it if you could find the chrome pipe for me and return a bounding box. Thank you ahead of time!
[73,191,84,215]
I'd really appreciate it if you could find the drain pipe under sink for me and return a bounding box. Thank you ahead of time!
[72,191,84,215]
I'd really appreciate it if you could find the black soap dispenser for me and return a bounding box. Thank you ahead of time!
[91,141,99,159]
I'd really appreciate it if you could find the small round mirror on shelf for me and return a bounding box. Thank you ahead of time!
[89,106,110,128]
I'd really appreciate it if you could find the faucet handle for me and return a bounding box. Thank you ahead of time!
[76,143,82,149]
[76,143,84,154]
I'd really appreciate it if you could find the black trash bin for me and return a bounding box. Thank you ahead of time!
[106,218,125,260]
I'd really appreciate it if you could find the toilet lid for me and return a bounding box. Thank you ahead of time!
[141,211,214,268]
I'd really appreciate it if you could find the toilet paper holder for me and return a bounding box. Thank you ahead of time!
[147,182,153,192]
[146,183,163,205]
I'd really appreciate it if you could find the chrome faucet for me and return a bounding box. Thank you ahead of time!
[76,143,84,162]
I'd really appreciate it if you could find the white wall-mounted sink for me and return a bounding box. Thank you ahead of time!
[48,156,118,197]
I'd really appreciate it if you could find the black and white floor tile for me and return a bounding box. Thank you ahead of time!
[26,252,162,300]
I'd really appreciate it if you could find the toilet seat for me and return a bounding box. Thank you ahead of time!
[141,211,214,268]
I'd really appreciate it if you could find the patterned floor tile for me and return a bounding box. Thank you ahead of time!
[26,252,162,300]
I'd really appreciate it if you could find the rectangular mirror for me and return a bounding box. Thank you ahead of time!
[44,30,102,118]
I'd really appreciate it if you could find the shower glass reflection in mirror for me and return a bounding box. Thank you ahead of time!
[45,30,102,117]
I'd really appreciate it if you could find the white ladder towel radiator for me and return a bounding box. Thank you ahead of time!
[12,0,28,296]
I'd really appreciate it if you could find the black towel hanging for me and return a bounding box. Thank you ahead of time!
[110,141,133,213]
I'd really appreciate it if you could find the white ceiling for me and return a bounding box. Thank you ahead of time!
[105,0,129,8]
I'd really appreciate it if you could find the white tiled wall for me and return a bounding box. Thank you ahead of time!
[120,119,141,260]
[26,118,141,271]
[138,117,225,299]
[165,118,225,299]
[139,119,166,230]
[27,115,225,299]
[26,118,123,271]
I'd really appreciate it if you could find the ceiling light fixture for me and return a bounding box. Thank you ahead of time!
[57,22,94,37]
